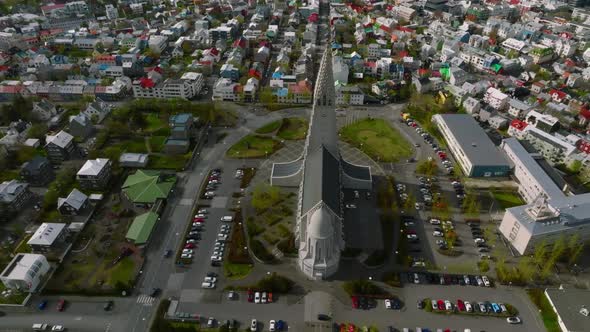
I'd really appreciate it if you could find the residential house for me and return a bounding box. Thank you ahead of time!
[83,99,111,123]
[463,97,481,114]
[76,158,112,190]
[0,180,32,212]
[0,253,50,292]
[488,115,509,129]
[219,63,240,81]
[483,87,509,110]
[162,139,190,155]
[508,99,534,119]
[0,120,30,149]
[32,99,57,121]
[27,223,69,253]
[45,130,76,164]
[148,35,167,54]
[119,153,149,168]
[20,156,54,186]
[57,188,89,216]
[68,114,93,139]
[335,84,364,105]
[212,78,241,102]
[449,67,468,86]
[169,113,193,136]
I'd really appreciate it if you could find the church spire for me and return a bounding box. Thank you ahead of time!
[304,47,339,156]
[313,47,336,107]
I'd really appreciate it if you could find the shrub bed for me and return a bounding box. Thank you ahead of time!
[227,212,251,264]
[343,280,390,297]
[250,239,275,263]
[527,289,560,332]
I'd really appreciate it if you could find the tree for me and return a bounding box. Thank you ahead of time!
[402,192,416,212]
[462,193,480,218]
[130,111,147,131]
[568,243,585,267]
[533,240,548,266]
[27,123,48,140]
[416,159,438,176]
[259,87,275,105]
[518,256,536,282]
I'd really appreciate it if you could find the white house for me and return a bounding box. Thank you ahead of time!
[483,87,509,110]
[0,253,50,291]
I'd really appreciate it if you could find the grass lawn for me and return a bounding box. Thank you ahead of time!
[148,136,167,152]
[492,191,526,209]
[106,257,136,287]
[340,118,412,162]
[277,117,308,140]
[0,169,20,182]
[124,138,148,153]
[527,289,560,332]
[223,262,254,280]
[226,135,282,158]
[148,153,191,171]
[0,283,28,305]
[255,120,282,134]
[145,113,167,133]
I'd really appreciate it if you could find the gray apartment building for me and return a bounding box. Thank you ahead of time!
[45,130,76,164]
[76,158,112,190]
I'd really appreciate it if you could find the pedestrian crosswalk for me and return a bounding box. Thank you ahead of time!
[136,295,156,306]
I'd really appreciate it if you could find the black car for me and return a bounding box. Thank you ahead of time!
[149,288,160,297]
[103,300,114,311]
[317,314,331,321]
[360,297,369,310]
[207,272,218,278]
[163,249,172,258]
[390,298,401,310]
[417,299,424,309]
[211,261,221,267]
[477,243,488,248]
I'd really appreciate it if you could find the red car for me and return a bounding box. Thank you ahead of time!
[457,299,466,311]
[411,123,417,128]
[347,324,355,332]
[351,296,359,309]
[247,290,254,302]
[406,229,416,234]
[439,154,447,159]
[268,292,273,303]
[340,324,346,332]
[57,299,66,311]
[437,300,445,310]
[193,218,205,223]
[184,243,195,249]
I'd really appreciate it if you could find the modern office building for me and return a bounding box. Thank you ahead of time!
[270,48,372,280]
[499,138,590,255]
[432,114,511,177]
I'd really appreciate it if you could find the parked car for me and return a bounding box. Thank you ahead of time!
[207,317,215,328]
[351,296,359,309]
[261,292,267,303]
[431,300,437,310]
[56,299,66,311]
[437,300,445,310]
[38,300,48,310]
[250,319,258,331]
[482,275,491,287]
[506,317,521,324]
[247,290,254,302]
[254,292,261,304]
[492,303,501,313]
[476,276,484,286]
[444,300,452,311]
[464,301,472,312]
[478,302,486,313]
[180,253,193,259]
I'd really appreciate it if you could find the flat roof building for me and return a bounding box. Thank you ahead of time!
[432,114,511,177]
[545,288,590,332]
[499,138,590,255]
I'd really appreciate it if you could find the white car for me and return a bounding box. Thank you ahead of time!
[482,275,491,287]
[201,282,215,289]
[385,299,392,309]
[506,317,521,324]
[213,251,223,257]
[464,301,472,312]
[407,234,418,240]
[51,326,65,332]
[413,273,420,284]
[499,303,507,313]
[217,234,228,241]
[254,292,261,304]
[221,216,233,222]
[186,239,196,244]
[197,209,208,214]
[261,292,267,303]
[181,253,193,259]
[433,231,444,237]
[211,255,222,262]
[478,302,486,313]
[182,249,193,254]
[345,203,357,209]
[429,219,441,225]
[431,300,437,310]
[476,276,484,286]
[204,277,217,283]
[444,300,452,311]
[195,214,207,219]
[463,275,470,285]
[250,319,258,331]
[269,320,276,331]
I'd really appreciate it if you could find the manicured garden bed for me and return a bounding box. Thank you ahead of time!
[255,120,282,134]
[492,191,526,209]
[276,117,308,140]
[527,289,560,332]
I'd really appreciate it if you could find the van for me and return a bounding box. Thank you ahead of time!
[402,329,410,332]
[220,216,233,222]
[32,324,48,331]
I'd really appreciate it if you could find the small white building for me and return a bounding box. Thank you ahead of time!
[483,87,509,110]
[27,223,69,253]
[0,253,50,292]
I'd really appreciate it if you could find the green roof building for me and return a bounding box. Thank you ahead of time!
[122,170,176,205]
[126,212,159,245]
